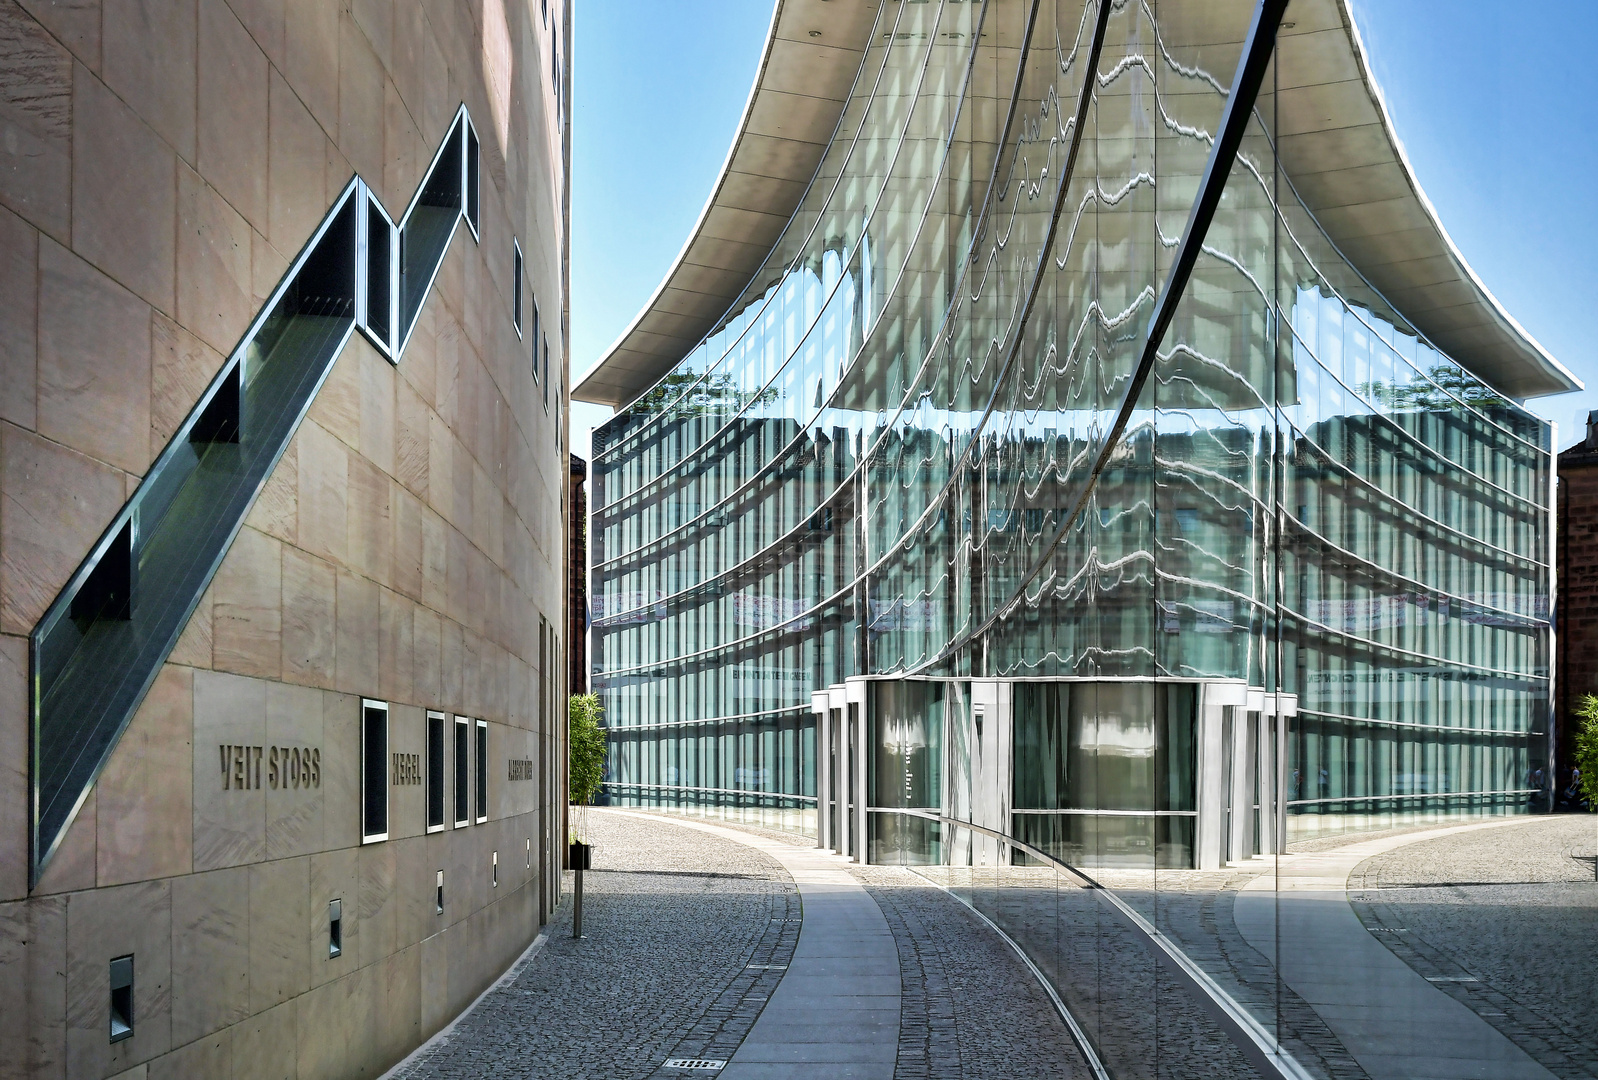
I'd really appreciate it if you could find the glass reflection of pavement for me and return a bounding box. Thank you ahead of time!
[1235,818,1582,1080]
[1346,816,1598,1080]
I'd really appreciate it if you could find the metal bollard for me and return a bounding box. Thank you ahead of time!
[569,840,591,937]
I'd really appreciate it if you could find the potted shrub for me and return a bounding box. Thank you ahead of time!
[568,692,606,870]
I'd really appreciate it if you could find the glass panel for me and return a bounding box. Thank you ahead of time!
[589,0,1566,1074]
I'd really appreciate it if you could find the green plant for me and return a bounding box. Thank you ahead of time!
[568,693,607,807]
[1575,694,1598,808]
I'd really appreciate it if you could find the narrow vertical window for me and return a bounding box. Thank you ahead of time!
[513,241,524,338]
[475,719,488,823]
[542,337,550,410]
[426,710,446,832]
[453,716,471,827]
[550,634,560,725]
[531,302,540,382]
[361,700,389,842]
[539,620,548,733]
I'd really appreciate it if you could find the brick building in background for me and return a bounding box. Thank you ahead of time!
[1558,412,1598,787]
[570,452,587,696]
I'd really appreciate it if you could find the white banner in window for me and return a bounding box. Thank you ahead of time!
[733,594,813,631]
[593,589,665,625]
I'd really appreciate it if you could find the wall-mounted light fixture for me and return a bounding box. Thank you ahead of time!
[109,955,134,1043]
[328,899,343,958]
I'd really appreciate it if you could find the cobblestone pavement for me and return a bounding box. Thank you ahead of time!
[389,812,799,1080]
[399,808,1594,1080]
[849,865,1091,1080]
[1091,869,1371,1080]
[1350,815,1598,1080]
[909,867,1258,1079]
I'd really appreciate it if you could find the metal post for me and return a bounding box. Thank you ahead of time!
[573,863,583,938]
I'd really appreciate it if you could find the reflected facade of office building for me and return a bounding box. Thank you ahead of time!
[578,0,1584,1073]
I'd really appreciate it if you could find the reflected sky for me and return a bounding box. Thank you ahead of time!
[571,1,1598,457]
[1350,0,1598,447]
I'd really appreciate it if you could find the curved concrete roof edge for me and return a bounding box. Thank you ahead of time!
[1335,0,1581,399]
[572,1,786,408]
[576,0,1581,411]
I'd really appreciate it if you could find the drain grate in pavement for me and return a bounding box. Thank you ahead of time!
[663,1059,727,1070]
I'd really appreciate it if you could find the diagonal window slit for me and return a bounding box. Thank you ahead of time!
[30,107,482,883]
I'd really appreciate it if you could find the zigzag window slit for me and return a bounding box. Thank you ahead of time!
[190,363,242,446]
[399,112,472,350]
[465,120,481,239]
[358,185,398,360]
[70,519,135,624]
[29,107,483,885]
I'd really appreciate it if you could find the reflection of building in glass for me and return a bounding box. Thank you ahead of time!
[575,0,1572,873]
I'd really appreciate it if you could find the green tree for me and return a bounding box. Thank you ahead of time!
[568,693,607,807]
[1575,695,1598,808]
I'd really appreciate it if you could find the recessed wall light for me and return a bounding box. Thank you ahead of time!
[808,30,822,37]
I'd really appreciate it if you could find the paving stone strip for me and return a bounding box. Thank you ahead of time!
[850,865,1094,1080]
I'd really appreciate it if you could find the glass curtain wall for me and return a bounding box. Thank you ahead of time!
[592,0,1550,848]
[591,0,1563,1073]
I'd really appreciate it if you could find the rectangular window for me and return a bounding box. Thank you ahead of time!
[426,710,446,832]
[453,716,471,827]
[513,241,524,339]
[475,718,488,823]
[531,303,540,382]
[542,337,550,410]
[552,634,560,716]
[361,700,389,842]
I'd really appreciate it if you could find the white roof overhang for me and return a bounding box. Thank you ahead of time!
[1276,0,1579,399]
[576,0,1579,410]
[573,0,878,408]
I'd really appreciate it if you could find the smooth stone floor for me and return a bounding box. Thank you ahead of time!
[620,814,901,1080]
[1235,819,1556,1080]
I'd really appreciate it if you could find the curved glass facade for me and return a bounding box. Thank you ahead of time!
[589,1,1565,1073]
[592,0,1550,833]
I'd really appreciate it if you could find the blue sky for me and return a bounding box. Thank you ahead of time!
[569,1,1598,459]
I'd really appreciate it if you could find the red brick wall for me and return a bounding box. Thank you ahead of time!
[1557,454,1598,771]
[569,456,588,695]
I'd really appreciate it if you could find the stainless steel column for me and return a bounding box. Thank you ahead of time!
[847,677,868,864]
[1196,680,1247,871]
[829,685,848,857]
[968,679,1012,868]
[813,691,831,850]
